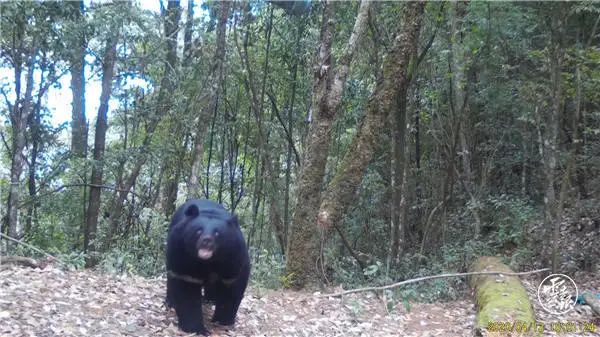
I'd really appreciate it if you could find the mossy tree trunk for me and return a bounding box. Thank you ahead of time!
[317,3,425,259]
[470,256,535,336]
[285,0,371,289]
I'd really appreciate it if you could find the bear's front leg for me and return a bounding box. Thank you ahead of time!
[165,277,175,308]
[211,283,243,326]
[171,279,209,335]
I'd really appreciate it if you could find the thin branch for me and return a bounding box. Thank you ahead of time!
[0,129,12,156]
[586,14,600,48]
[408,4,443,84]
[320,268,551,297]
[0,232,70,268]
[266,91,301,166]
[333,222,366,272]
[0,86,14,112]
[19,183,142,208]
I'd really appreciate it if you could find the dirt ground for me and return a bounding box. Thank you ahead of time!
[0,264,597,337]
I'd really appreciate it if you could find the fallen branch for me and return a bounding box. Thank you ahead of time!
[0,255,39,268]
[320,268,550,297]
[0,232,70,268]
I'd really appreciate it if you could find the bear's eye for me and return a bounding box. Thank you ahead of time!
[197,229,203,236]
[214,230,220,237]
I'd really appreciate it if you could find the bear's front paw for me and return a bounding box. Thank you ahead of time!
[213,316,235,326]
[179,321,210,335]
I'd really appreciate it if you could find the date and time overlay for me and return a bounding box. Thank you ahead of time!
[486,274,598,335]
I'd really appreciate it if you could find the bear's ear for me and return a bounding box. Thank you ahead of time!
[185,204,200,218]
[228,214,240,227]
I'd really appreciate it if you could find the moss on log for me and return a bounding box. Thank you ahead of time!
[469,256,536,336]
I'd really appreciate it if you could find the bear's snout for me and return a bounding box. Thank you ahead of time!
[196,234,216,260]
[200,236,213,246]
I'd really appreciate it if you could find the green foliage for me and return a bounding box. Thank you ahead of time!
[99,248,138,275]
[58,251,87,270]
[98,208,167,277]
[363,261,383,277]
[1,0,598,304]
[248,249,286,289]
[483,195,538,248]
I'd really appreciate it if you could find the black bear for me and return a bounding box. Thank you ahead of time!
[166,199,250,335]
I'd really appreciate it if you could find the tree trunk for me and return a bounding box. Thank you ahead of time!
[188,1,230,198]
[67,1,89,247]
[161,0,193,216]
[162,157,182,217]
[448,1,482,236]
[6,53,36,239]
[547,6,566,272]
[263,93,288,254]
[25,64,47,234]
[284,21,304,249]
[69,0,88,158]
[389,79,409,264]
[183,0,194,61]
[286,0,371,289]
[317,2,424,244]
[84,34,118,266]
[105,0,181,248]
[235,6,283,251]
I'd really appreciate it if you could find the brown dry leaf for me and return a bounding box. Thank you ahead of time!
[1,264,598,336]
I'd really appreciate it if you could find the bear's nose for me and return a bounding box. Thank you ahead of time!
[201,237,213,245]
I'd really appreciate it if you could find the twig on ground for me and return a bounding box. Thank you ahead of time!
[320,268,550,297]
[0,232,70,268]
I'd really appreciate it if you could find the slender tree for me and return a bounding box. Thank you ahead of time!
[69,0,88,158]
[188,1,231,198]
[85,32,118,266]
[105,0,182,247]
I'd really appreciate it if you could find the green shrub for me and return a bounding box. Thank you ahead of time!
[248,248,285,289]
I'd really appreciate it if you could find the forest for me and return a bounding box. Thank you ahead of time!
[0,1,599,336]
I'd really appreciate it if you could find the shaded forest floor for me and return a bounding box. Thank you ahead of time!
[0,264,598,337]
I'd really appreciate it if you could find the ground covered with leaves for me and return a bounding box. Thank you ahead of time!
[0,264,598,337]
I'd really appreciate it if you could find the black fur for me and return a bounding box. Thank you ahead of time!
[166,199,250,335]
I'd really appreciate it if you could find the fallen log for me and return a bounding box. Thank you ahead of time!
[470,256,536,336]
[0,255,40,269]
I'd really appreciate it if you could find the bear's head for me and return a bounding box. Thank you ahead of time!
[181,203,239,261]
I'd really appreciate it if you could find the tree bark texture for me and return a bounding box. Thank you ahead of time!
[549,5,567,273]
[6,53,36,239]
[160,0,186,217]
[26,62,48,234]
[69,0,88,158]
[317,2,425,248]
[542,6,565,224]
[286,0,371,289]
